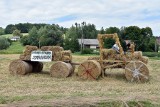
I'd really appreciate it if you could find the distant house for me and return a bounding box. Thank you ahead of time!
[10,36,20,41]
[78,39,99,49]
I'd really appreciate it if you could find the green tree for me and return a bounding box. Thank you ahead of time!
[5,24,16,34]
[12,29,23,37]
[64,26,80,52]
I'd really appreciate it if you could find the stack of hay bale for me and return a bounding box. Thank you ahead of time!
[9,45,43,75]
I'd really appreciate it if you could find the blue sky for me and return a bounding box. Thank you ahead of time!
[0,0,160,36]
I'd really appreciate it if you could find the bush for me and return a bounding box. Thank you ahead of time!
[0,37,10,50]
[81,48,93,54]
[142,52,160,57]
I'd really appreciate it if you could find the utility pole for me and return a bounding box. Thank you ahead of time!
[81,22,85,52]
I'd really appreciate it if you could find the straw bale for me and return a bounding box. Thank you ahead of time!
[23,45,38,56]
[61,50,72,61]
[41,46,53,51]
[125,61,149,82]
[78,60,101,80]
[50,61,73,78]
[102,49,116,60]
[9,60,33,75]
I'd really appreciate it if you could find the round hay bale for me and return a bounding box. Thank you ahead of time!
[125,61,149,82]
[50,61,73,78]
[9,60,33,75]
[27,61,43,73]
[78,60,101,80]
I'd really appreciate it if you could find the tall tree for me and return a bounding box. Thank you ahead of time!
[64,26,80,52]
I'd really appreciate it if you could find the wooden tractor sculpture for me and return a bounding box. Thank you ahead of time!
[77,33,149,82]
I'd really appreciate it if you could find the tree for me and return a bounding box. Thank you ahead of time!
[5,24,17,34]
[12,29,23,37]
[0,37,10,50]
[64,26,80,52]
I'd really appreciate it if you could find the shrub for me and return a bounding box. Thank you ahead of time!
[81,48,93,54]
[142,52,160,57]
[0,37,10,50]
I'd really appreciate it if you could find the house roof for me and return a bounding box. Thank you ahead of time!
[78,39,99,45]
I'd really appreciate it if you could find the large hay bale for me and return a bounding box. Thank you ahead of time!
[9,60,33,75]
[61,50,72,61]
[49,46,63,61]
[23,45,38,56]
[125,61,149,82]
[78,60,101,80]
[50,61,73,78]
[27,61,43,73]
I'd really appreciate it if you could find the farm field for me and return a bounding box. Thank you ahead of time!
[0,54,160,106]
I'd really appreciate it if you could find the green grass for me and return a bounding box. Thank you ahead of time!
[1,33,28,38]
[0,41,24,54]
[97,101,159,107]
[1,34,13,38]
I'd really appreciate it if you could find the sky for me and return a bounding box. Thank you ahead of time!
[0,0,160,36]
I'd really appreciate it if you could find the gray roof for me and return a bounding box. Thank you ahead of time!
[78,39,99,45]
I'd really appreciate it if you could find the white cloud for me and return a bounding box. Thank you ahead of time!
[0,0,160,35]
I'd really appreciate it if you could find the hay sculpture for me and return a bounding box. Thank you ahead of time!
[9,60,33,75]
[125,61,149,82]
[50,61,73,78]
[78,60,101,80]
[61,50,72,61]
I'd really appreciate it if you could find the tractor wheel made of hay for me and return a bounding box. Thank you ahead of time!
[9,60,33,75]
[50,61,73,78]
[125,61,149,82]
[78,60,101,80]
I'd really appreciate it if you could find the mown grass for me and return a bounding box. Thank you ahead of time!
[0,41,24,54]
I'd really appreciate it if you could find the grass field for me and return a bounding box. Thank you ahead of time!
[0,54,160,106]
[1,33,28,38]
[0,41,24,54]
